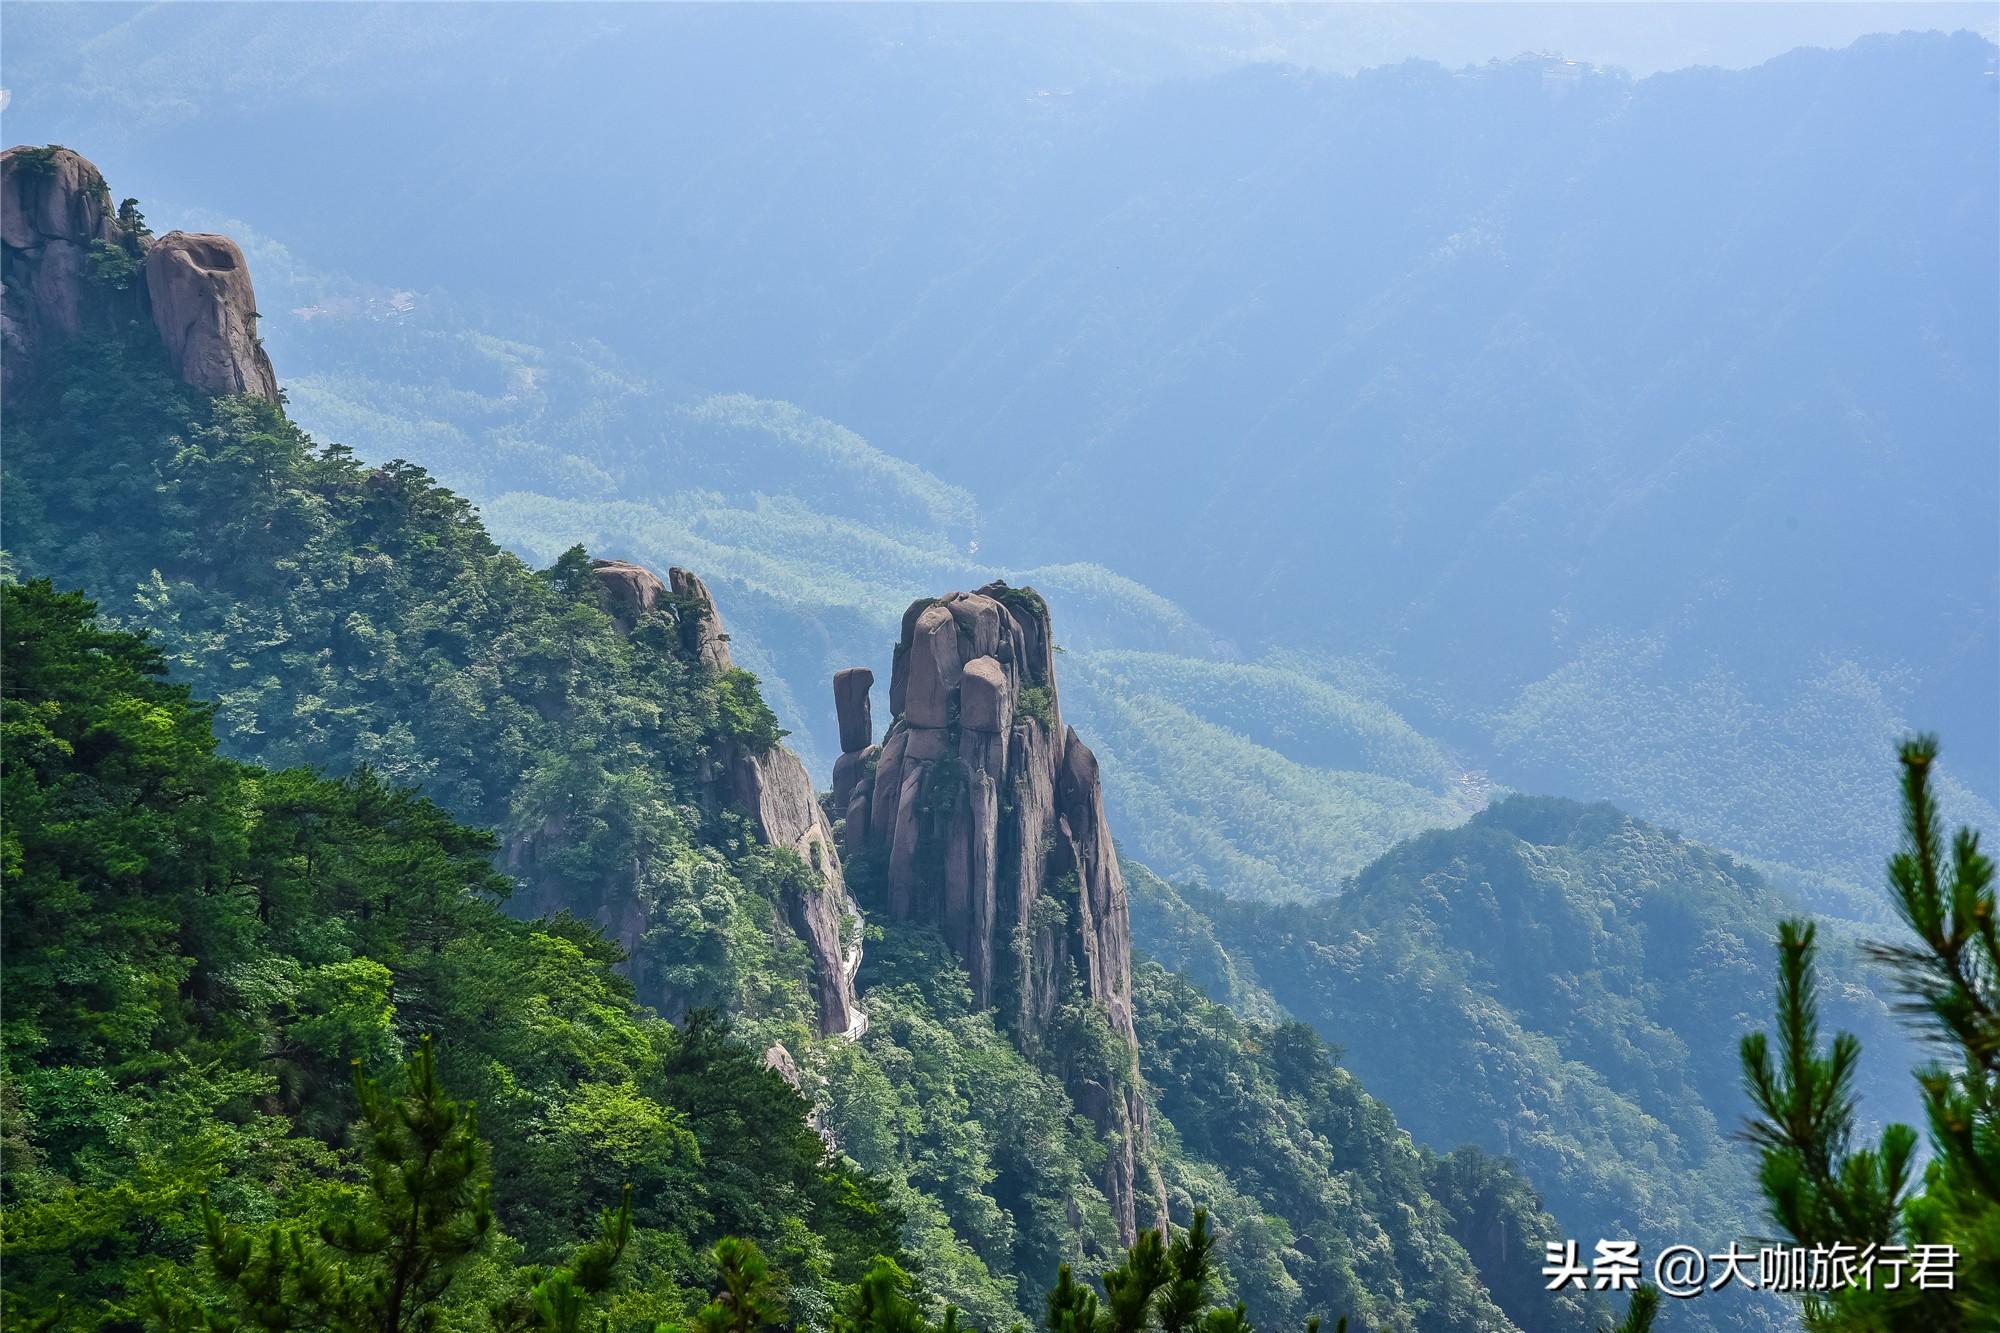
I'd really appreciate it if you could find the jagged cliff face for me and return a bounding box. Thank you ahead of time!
[587,559,863,1039]
[831,583,1164,1242]
[2,146,277,398]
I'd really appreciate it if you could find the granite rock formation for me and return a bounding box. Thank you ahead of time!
[830,667,877,829]
[144,231,279,398]
[667,566,736,675]
[590,558,668,630]
[582,558,862,1039]
[834,666,874,753]
[2,145,277,400]
[832,582,1164,1241]
[3,146,127,390]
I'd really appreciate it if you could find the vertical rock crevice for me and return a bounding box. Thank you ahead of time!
[834,581,1166,1242]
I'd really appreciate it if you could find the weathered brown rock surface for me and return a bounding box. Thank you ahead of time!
[831,582,1164,1242]
[144,231,278,398]
[667,566,736,675]
[590,559,667,629]
[724,740,859,1037]
[3,146,279,401]
[1,146,116,254]
[834,667,874,753]
[3,146,127,390]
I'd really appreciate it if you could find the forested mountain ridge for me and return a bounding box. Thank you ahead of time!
[1,145,1580,1331]
[1,146,863,1047]
[1132,797,1920,1333]
[0,577,905,1328]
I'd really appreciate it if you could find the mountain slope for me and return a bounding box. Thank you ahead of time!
[0,581,904,1328]
[1,146,1573,1331]
[1134,796,1923,1333]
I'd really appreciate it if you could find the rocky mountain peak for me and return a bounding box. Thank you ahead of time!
[2,146,117,251]
[2,145,276,400]
[832,580,1163,1241]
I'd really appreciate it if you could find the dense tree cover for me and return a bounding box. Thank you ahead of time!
[1117,866,1275,1027]
[1132,964,1599,1333]
[1,326,1573,1327]
[1739,738,1998,1328]
[1490,641,2000,925]
[1059,660,1466,899]
[1135,797,1926,1333]
[8,578,1519,1333]
[0,580,901,1329]
[0,335,823,1041]
[820,926,1120,1329]
[824,924,1575,1332]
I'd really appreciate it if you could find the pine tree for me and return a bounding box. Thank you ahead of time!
[1155,1210,1216,1333]
[493,1184,637,1333]
[830,1257,933,1333]
[1099,1229,1168,1333]
[1601,1285,1657,1333]
[155,1037,495,1331]
[1739,736,1999,1329]
[1044,1263,1101,1333]
[677,1237,787,1333]
[1036,1210,1331,1333]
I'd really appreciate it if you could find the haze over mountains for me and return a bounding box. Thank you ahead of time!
[6,6,1997,1330]
[12,3,1989,915]
[4,139,1588,1331]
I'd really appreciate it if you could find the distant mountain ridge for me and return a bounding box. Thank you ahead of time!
[17,23,1982,912]
[1132,795,1921,1333]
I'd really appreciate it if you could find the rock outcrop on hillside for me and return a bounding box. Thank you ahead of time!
[2,145,277,400]
[584,558,862,1039]
[832,582,1165,1242]
[3,146,128,390]
[2,144,861,1040]
[144,231,278,398]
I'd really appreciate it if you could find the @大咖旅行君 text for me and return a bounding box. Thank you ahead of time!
[1541,1238,1957,1299]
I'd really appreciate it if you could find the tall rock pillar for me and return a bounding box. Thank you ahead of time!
[832,582,1165,1242]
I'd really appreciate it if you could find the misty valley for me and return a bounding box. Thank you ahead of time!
[1,7,1995,1333]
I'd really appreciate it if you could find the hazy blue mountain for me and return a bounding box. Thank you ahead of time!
[7,11,1989,911]
[1132,796,1924,1333]
[7,12,1992,1329]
